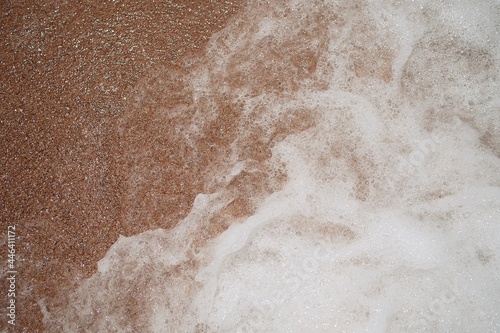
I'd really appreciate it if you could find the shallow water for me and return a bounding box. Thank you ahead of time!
[3,0,500,332]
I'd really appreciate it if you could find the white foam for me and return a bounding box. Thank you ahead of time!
[43,0,500,331]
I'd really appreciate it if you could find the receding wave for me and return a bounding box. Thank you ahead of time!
[43,0,500,332]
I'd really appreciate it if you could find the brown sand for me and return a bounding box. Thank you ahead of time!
[0,1,244,331]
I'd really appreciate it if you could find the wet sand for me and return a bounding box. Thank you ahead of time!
[0,1,243,331]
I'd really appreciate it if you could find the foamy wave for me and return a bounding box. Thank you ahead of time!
[43,0,500,331]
